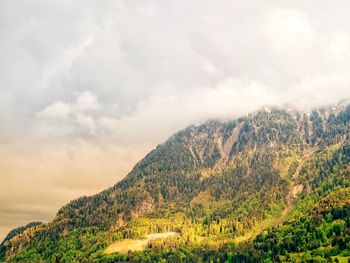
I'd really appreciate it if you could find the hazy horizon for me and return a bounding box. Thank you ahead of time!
[2,0,350,242]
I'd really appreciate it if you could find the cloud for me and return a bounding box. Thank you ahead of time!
[76,91,100,111]
[36,91,100,136]
[38,101,71,120]
[328,32,350,59]
[263,8,314,53]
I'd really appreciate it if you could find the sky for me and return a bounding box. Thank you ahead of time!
[1,0,350,242]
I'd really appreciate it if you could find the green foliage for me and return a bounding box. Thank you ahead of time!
[3,105,350,262]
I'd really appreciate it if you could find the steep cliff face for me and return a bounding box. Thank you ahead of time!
[2,103,350,262]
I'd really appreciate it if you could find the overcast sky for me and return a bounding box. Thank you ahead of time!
[1,0,350,241]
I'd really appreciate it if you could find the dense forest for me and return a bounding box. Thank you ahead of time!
[1,103,350,262]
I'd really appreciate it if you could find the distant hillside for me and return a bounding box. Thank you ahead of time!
[1,222,42,246]
[1,103,349,262]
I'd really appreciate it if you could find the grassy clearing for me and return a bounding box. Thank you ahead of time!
[145,232,179,240]
[331,256,350,263]
[105,239,148,254]
[105,232,179,254]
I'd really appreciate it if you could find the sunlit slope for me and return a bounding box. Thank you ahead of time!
[1,103,350,262]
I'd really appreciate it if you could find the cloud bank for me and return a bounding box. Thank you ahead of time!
[1,0,350,241]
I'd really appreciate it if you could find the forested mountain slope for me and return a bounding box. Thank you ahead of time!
[1,103,350,262]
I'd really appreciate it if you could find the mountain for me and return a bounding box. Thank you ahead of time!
[0,222,42,246]
[1,103,349,262]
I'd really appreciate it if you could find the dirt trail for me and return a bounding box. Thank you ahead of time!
[234,149,316,243]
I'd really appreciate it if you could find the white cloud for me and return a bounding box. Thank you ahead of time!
[36,90,100,136]
[75,113,95,134]
[37,101,71,120]
[76,90,100,111]
[328,32,350,59]
[263,8,314,53]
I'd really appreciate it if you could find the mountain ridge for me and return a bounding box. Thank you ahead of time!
[1,102,350,262]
